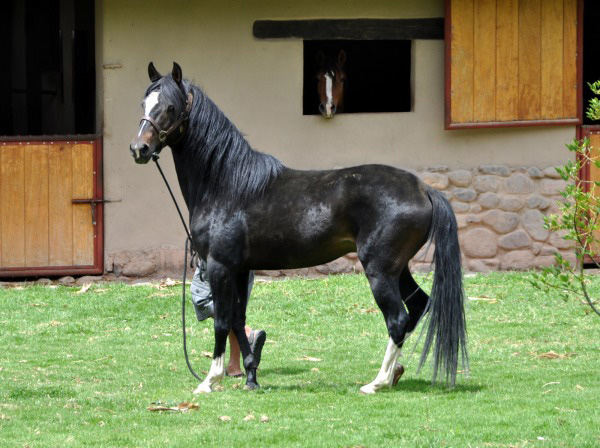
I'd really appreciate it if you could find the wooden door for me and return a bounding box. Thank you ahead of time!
[0,138,103,277]
[579,126,600,261]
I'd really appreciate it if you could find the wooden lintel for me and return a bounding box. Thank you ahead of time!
[253,18,444,40]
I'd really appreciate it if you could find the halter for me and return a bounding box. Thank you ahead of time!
[140,91,194,149]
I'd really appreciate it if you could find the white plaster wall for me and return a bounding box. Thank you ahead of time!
[100,0,576,253]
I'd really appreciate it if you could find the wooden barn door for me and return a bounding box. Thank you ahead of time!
[0,139,103,277]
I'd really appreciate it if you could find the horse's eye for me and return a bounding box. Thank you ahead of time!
[168,105,175,112]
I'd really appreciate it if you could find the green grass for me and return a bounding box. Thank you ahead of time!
[0,272,599,447]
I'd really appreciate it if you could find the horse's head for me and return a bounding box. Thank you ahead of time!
[130,62,192,164]
[316,50,346,119]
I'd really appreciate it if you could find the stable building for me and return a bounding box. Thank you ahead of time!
[1,0,599,278]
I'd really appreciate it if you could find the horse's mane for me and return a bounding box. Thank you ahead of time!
[148,75,284,208]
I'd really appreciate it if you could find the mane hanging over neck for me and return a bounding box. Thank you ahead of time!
[159,76,284,208]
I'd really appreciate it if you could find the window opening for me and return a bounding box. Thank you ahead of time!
[0,0,96,136]
[303,40,411,116]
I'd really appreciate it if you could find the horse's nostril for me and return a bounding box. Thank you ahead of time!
[331,104,337,114]
[140,145,149,156]
[319,103,326,114]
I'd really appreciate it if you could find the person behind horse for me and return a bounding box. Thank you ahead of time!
[191,260,266,377]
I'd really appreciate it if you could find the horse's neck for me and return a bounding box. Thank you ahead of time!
[171,148,192,207]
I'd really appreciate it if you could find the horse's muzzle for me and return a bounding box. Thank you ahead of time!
[130,142,152,164]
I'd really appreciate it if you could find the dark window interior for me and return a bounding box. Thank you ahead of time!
[303,40,412,116]
[0,0,96,136]
[584,0,600,125]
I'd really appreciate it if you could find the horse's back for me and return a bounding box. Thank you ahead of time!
[240,164,433,269]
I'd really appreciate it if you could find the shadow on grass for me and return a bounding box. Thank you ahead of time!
[260,366,308,376]
[396,378,484,394]
[259,377,483,394]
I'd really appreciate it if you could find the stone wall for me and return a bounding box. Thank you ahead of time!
[413,164,574,272]
[105,164,573,278]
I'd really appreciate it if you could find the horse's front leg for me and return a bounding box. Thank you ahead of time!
[193,261,233,394]
[230,270,260,390]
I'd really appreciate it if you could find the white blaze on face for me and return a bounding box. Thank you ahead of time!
[144,91,160,115]
[138,91,161,137]
[325,72,334,116]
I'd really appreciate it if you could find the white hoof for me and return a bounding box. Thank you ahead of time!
[193,382,213,394]
[359,383,379,395]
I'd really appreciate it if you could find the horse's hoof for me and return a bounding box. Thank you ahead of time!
[193,383,213,394]
[243,382,260,391]
[392,363,405,387]
[359,384,376,395]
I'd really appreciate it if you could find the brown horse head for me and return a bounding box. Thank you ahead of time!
[316,50,346,119]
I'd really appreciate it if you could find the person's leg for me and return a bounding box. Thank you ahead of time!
[226,326,252,376]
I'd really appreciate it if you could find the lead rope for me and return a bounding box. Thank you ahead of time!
[153,155,203,382]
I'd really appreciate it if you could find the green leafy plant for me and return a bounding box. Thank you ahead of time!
[531,83,600,317]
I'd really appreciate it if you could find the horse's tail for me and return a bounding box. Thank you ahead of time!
[418,188,468,386]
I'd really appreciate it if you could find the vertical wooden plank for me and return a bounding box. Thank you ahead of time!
[562,0,577,118]
[473,0,496,122]
[541,0,564,119]
[49,144,73,266]
[24,145,50,267]
[450,0,474,123]
[496,0,519,121]
[588,133,600,254]
[518,0,542,120]
[0,146,25,267]
[72,143,95,266]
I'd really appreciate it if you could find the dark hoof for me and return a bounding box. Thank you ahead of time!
[243,382,260,391]
[392,363,405,387]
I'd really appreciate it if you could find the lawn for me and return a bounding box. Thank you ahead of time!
[0,272,599,447]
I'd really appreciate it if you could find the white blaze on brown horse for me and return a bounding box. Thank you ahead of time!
[316,50,346,119]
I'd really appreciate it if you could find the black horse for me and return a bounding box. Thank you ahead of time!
[130,62,468,394]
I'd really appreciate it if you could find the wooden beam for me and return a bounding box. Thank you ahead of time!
[253,18,444,40]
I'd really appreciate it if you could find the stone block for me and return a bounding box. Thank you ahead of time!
[522,209,549,241]
[478,192,500,209]
[526,195,552,210]
[473,175,500,193]
[498,230,531,250]
[504,173,535,194]
[453,188,477,202]
[452,201,470,213]
[499,196,524,212]
[470,204,482,213]
[462,228,498,258]
[549,231,575,249]
[420,172,449,190]
[482,210,519,234]
[501,250,535,270]
[58,276,75,285]
[543,166,562,179]
[527,166,544,178]
[540,179,568,196]
[448,170,472,187]
[479,165,510,176]
[468,258,500,272]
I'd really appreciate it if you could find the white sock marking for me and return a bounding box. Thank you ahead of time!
[360,337,401,394]
[193,354,225,394]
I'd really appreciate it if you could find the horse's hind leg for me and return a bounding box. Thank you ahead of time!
[360,269,409,395]
[399,267,430,335]
[193,261,233,394]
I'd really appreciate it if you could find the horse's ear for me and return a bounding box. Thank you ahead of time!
[337,50,347,68]
[172,62,183,85]
[148,62,162,82]
[316,51,326,67]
